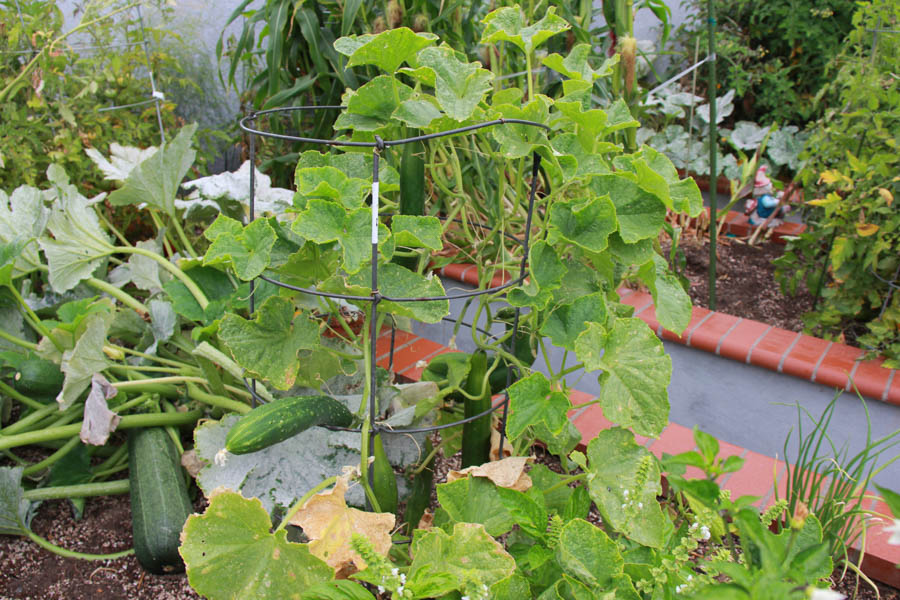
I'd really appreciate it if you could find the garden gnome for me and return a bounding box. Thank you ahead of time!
[745,165,789,227]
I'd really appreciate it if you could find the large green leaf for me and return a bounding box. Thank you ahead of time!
[180,489,332,599]
[555,101,610,151]
[605,99,641,134]
[333,75,415,132]
[547,195,617,253]
[637,254,692,334]
[586,428,670,548]
[0,186,48,276]
[628,146,703,216]
[416,46,494,122]
[295,166,371,210]
[588,175,666,243]
[497,487,548,541]
[390,215,442,251]
[56,310,114,409]
[481,6,570,55]
[540,293,608,351]
[556,518,624,588]
[508,241,565,309]
[321,263,449,323]
[576,319,671,437]
[107,123,197,217]
[406,523,516,599]
[436,477,514,537]
[490,98,552,158]
[392,99,442,128]
[203,215,276,281]
[505,372,570,442]
[217,296,319,390]
[335,28,437,73]
[295,151,399,194]
[0,467,29,536]
[542,44,618,82]
[38,189,114,293]
[291,200,392,275]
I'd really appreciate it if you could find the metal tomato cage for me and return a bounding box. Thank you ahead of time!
[238,105,547,494]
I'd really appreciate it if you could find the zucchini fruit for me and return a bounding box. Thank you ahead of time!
[225,395,352,455]
[461,350,491,468]
[128,427,193,574]
[13,357,64,397]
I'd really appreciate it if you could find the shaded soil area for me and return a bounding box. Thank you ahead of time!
[668,236,816,333]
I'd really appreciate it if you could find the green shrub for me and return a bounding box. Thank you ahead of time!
[0,0,188,192]
[774,0,900,366]
[673,0,858,126]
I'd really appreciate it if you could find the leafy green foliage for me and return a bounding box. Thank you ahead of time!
[775,0,900,365]
[180,489,333,599]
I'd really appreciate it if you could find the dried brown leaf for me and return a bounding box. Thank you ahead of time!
[446,456,534,491]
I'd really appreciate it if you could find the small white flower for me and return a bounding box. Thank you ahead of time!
[699,525,711,541]
[214,448,229,466]
[377,586,385,594]
[638,502,643,509]
[415,359,429,369]
[807,587,846,600]
[623,489,629,497]
[391,568,399,576]
[686,575,692,581]
[622,504,627,509]
[885,518,900,545]
[690,521,699,531]
[675,584,686,593]
[397,585,404,595]
[399,573,406,584]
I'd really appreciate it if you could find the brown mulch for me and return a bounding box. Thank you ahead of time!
[666,236,816,333]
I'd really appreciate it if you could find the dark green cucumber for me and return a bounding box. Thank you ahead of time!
[128,427,193,574]
[396,134,426,270]
[461,350,491,468]
[404,437,434,531]
[225,395,352,455]
[371,433,398,514]
[13,358,64,397]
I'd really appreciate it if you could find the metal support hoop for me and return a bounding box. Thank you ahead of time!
[241,105,545,459]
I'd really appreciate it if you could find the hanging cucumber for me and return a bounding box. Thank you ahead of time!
[128,427,193,574]
[461,350,491,468]
[396,133,426,270]
[404,437,434,531]
[371,432,398,514]
[225,395,352,455]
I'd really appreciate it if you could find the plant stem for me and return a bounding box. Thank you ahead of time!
[6,284,62,352]
[187,382,251,415]
[411,430,461,475]
[169,215,198,258]
[111,375,208,390]
[115,246,209,309]
[113,345,190,369]
[85,277,150,317]
[93,205,131,247]
[0,409,204,451]
[22,435,81,476]
[0,402,58,435]
[23,479,130,501]
[359,418,382,513]
[148,211,177,256]
[275,476,339,533]
[0,328,38,352]
[92,443,128,476]
[0,380,45,411]
[525,51,535,101]
[542,473,587,495]
[25,529,134,561]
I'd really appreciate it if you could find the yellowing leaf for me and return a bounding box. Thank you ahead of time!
[878,188,893,206]
[289,476,395,574]
[856,223,879,237]
[819,170,850,187]
[446,456,534,492]
[807,198,831,207]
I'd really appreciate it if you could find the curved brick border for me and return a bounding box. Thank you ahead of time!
[376,328,900,586]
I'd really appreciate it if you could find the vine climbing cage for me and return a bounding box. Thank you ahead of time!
[237,105,549,506]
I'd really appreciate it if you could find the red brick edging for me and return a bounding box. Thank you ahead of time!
[374,328,900,587]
